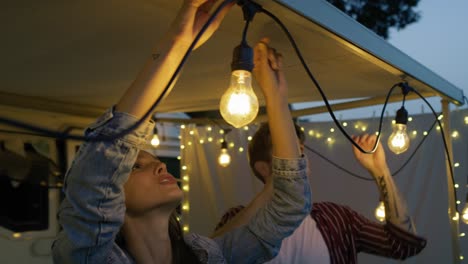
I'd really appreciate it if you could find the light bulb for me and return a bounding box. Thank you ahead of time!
[220,42,258,128]
[151,134,160,147]
[218,141,231,167]
[374,201,386,222]
[220,70,259,128]
[462,196,468,224]
[388,106,410,154]
[388,124,410,154]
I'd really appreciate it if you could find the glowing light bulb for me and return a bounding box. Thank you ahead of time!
[151,126,160,147]
[374,201,386,222]
[220,70,259,128]
[218,141,231,167]
[151,134,160,147]
[462,200,468,224]
[388,107,410,154]
[388,124,410,154]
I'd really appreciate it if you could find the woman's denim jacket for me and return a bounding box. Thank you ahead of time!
[52,108,311,264]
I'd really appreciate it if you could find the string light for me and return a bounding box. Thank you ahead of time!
[330,128,335,132]
[207,126,212,131]
[247,136,252,141]
[219,31,259,128]
[218,140,231,167]
[374,201,385,222]
[388,107,410,154]
[454,163,460,167]
[182,185,189,191]
[180,124,186,129]
[239,147,244,153]
[189,130,194,135]
[182,165,187,171]
[208,137,213,142]
[342,122,348,127]
[462,194,468,224]
[183,175,189,181]
[177,156,181,160]
[451,131,459,138]
[151,125,160,147]
[408,117,413,122]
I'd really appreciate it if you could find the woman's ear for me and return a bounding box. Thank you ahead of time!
[254,161,272,182]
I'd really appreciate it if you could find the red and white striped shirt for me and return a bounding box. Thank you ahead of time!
[215,202,427,264]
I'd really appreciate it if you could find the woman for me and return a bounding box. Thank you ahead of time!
[52,0,311,263]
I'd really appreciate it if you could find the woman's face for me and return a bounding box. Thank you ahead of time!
[124,150,183,216]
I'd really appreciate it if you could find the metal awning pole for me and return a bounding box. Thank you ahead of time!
[441,98,461,263]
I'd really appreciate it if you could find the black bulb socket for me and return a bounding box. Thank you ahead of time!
[231,41,254,72]
[395,106,408,125]
[221,140,228,150]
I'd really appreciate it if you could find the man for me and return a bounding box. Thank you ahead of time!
[213,123,427,263]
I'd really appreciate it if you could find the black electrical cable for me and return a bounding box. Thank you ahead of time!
[409,86,460,213]
[260,5,460,212]
[242,19,250,43]
[259,7,393,154]
[0,0,235,142]
[304,117,438,181]
[304,144,374,181]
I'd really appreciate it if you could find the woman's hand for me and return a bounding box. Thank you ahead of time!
[253,38,288,103]
[174,0,234,49]
[352,134,390,177]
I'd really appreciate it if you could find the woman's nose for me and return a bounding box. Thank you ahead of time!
[153,161,167,175]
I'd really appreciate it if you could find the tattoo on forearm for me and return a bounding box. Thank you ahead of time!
[377,176,400,219]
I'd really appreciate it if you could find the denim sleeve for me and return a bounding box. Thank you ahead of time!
[52,108,154,264]
[215,156,311,264]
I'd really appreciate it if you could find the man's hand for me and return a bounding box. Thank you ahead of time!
[352,134,389,177]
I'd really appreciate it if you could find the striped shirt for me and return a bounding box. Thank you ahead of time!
[215,202,427,264]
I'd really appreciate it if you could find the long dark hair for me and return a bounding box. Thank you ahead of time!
[116,211,201,263]
[168,211,201,264]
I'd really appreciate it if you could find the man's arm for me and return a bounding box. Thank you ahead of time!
[352,134,416,232]
[211,38,303,238]
[312,202,426,261]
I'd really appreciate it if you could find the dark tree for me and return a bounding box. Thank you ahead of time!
[326,0,421,39]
